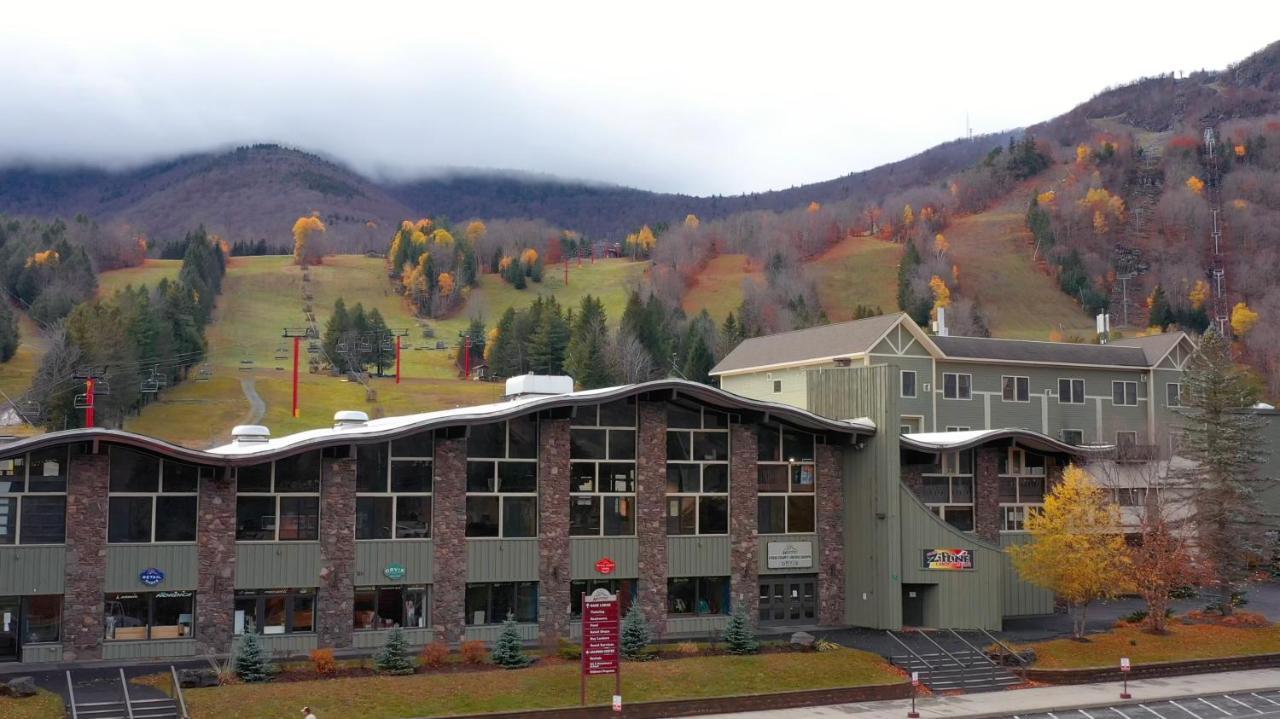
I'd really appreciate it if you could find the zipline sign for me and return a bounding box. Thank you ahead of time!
[580,588,621,706]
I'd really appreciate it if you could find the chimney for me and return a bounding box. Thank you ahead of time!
[230,425,271,444]
[1095,313,1111,344]
[932,306,949,337]
[333,410,370,429]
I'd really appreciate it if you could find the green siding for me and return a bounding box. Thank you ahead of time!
[106,544,198,592]
[467,539,539,581]
[999,533,1055,616]
[234,633,317,656]
[0,546,64,595]
[353,627,434,649]
[1252,411,1280,530]
[666,536,730,577]
[464,622,538,643]
[757,534,819,576]
[102,638,198,659]
[235,543,322,589]
[571,537,639,579]
[20,643,62,663]
[355,540,433,585]
[667,615,730,636]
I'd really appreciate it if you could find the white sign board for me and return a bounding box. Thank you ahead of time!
[767,541,814,569]
[1120,657,1130,672]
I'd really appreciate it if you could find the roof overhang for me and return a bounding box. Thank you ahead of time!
[900,428,1104,456]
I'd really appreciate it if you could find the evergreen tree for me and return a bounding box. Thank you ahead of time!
[620,605,652,660]
[565,295,613,388]
[1172,329,1268,614]
[233,632,274,682]
[366,308,391,375]
[0,295,20,363]
[719,311,741,357]
[491,615,533,668]
[488,307,521,378]
[682,311,717,384]
[322,298,351,368]
[374,627,417,675]
[1148,285,1174,330]
[528,297,569,374]
[722,607,760,655]
[529,257,544,283]
[465,316,487,370]
[490,247,503,274]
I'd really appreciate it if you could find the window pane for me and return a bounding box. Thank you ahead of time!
[756,425,780,462]
[666,465,699,493]
[699,497,728,534]
[666,432,692,461]
[571,429,607,460]
[921,477,949,504]
[0,496,17,544]
[503,497,537,537]
[19,496,65,544]
[356,444,388,493]
[357,497,393,540]
[498,462,537,493]
[1018,378,1029,402]
[902,371,916,397]
[1018,477,1045,502]
[275,452,320,493]
[758,465,788,493]
[234,596,257,635]
[603,497,634,535]
[570,463,596,492]
[998,477,1018,502]
[491,584,514,623]
[278,497,319,540]
[390,460,431,493]
[405,588,429,628]
[108,497,153,543]
[110,447,160,493]
[465,497,500,537]
[945,374,957,398]
[951,477,974,503]
[0,458,23,493]
[155,496,197,542]
[163,462,199,493]
[666,497,696,534]
[782,429,814,462]
[701,577,730,614]
[598,400,634,427]
[791,464,816,492]
[515,582,538,622]
[787,496,816,532]
[153,592,194,638]
[467,423,505,458]
[466,462,495,492]
[104,593,148,640]
[22,595,61,643]
[944,507,974,532]
[758,496,785,534]
[570,496,600,535]
[959,375,971,398]
[1113,383,1124,404]
[236,497,276,541]
[959,450,973,475]
[292,594,314,632]
[391,431,434,458]
[508,416,539,459]
[666,404,701,429]
[263,595,286,634]
[237,464,272,493]
[608,430,636,460]
[28,448,67,492]
[376,587,405,627]
[598,463,635,493]
[693,432,728,461]
[353,589,378,629]
[668,577,695,614]
[574,406,598,426]
[465,585,490,625]
[701,464,728,493]
[396,496,431,538]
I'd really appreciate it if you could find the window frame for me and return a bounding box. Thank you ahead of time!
[0,447,69,546]
[942,372,972,400]
[1166,382,1187,407]
[570,402,637,537]
[1111,380,1138,406]
[234,588,315,635]
[104,590,195,642]
[1001,375,1030,403]
[666,576,731,616]
[464,581,538,625]
[665,405,730,536]
[921,452,974,533]
[356,440,433,541]
[772,379,782,393]
[235,455,321,542]
[756,424,816,535]
[1057,378,1085,404]
[997,466,1047,533]
[1061,429,1085,445]
[353,585,430,631]
[466,420,539,538]
[900,370,917,399]
[107,447,200,545]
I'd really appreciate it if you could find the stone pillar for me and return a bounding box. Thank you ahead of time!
[816,443,845,626]
[974,447,1001,543]
[196,468,236,652]
[317,457,356,649]
[636,402,668,630]
[63,448,108,661]
[728,424,758,620]
[537,418,571,647]
[432,437,467,643]
[900,464,925,500]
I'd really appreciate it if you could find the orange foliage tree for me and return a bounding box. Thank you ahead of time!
[292,216,327,266]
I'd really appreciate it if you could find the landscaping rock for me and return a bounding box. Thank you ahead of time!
[790,631,817,649]
[7,676,37,697]
[178,668,220,688]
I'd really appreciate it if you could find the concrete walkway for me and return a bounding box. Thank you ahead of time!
[239,376,266,425]
[699,669,1280,719]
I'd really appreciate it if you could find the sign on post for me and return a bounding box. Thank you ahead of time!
[911,671,919,686]
[1120,657,1130,672]
[581,589,621,706]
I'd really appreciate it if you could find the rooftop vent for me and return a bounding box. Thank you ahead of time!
[333,410,370,428]
[230,425,271,444]
[504,374,574,399]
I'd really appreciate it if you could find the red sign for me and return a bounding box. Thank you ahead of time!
[581,590,620,677]
[595,557,616,575]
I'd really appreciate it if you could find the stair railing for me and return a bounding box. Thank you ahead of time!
[979,627,1030,683]
[65,671,79,719]
[118,668,136,719]
[946,628,1003,686]
[884,630,935,687]
[912,628,967,691]
[170,665,191,719]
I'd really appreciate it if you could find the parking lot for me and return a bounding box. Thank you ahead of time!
[1008,689,1280,719]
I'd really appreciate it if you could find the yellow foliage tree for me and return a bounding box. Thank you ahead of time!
[498,256,513,271]
[484,327,499,360]
[465,220,487,245]
[292,216,327,266]
[437,272,455,298]
[1037,190,1056,205]
[520,248,538,267]
[1232,198,1248,209]
[684,214,701,228]
[929,275,950,313]
[431,229,455,248]
[1189,279,1210,310]
[1009,465,1130,638]
[414,218,432,232]
[1186,175,1205,194]
[25,249,60,268]
[1235,144,1246,158]
[1231,302,1258,336]
[1076,144,1091,164]
[902,204,914,228]
[1092,210,1109,236]
[933,233,949,257]
[806,202,820,214]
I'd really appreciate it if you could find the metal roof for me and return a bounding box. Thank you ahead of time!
[930,335,1151,367]
[901,428,1101,455]
[1108,332,1191,366]
[710,313,903,375]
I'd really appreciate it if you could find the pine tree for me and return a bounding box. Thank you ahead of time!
[1148,285,1174,330]
[565,295,613,388]
[374,627,417,675]
[722,607,760,655]
[1173,329,1267,614]
[0,291,22,363]
[529,297,569,374]
[490,615,533,668]
[488,307,521,378]
[620,605,652,660]
[233,632,275,682]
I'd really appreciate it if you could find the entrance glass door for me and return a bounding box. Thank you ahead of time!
[0,597,19,661]
[757,576,817,625]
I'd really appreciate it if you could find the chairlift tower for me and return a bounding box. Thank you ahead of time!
[1203,127,1231,336]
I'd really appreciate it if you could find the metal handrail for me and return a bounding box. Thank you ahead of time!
[946,628,999,666]
[66,671,79,719]
[118,668,136,719]
[980,628,1029,681]
[170,665,190,719]
[884,629,935,687]
[912,628,967,690]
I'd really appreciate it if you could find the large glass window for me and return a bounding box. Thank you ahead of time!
[22,595,62,644]
[356,437,433,540]
[1001,375,1029,403]
[235,453,320,541]
[1112,380,1138,406]
[571,401,636,536]
[466,419,538,537]
[569,579,636,618]
[108,447,199,543]
[104,591,194,641]
[666,404,729,535]
[999,476,1046,531]
[943,373,971,400]
[757,424,816,534]
[353,586,429,630]
[667,576,730,616]
[0,448,68,545]
[234,588,314,635]
[464,582,538,625]
[922,450,974,532]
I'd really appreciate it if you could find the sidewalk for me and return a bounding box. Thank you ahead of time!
[698,669,1280,719]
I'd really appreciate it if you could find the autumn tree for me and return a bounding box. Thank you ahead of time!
[1231,302,1258,336]
[684,214,700,229]
[933,233,949,257]
[1185,175,1205,195]
[1009,465,1130,638]
[292,215,327,266]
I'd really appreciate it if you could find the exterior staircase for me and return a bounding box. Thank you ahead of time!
[886,629,1023,693]
[66,668,187,719]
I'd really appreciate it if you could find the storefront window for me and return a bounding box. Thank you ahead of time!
[235,454,320,541]
[570,401,636,536]
[104,591,194,641]
[666,404,729,535]
[234,589,314,634]
[464,582,537,624]
[569,579,635,618]
[106,447,200,543]
[22,595,61,644]
[757,424,817,534]
[667,577,729,616]
[356,440,432,540]
[353,586,429,630]
[466,419,538,538]
[0,448,68,545]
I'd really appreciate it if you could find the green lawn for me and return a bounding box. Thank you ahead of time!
[96,258,183,297]
[682,254,762,321]
[0,690,65,719]
[180,649,900,719]
[1021,622,1280,669]
[808,235,903,321]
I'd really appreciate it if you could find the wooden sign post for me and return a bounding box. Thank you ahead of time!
[1120,656,1131,699]
[581,589,621,711]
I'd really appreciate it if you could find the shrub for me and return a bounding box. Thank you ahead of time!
[309,648,337,676]
[461,640,489,665]
[420,641,449,669]
[675,641,699,655]
[557,638,582,660]
[621,606,653,660]
[374,627,416,675]
[233,632,275,683]
[722,608,760,655]
[491,615,534,669]
[1120,610,1149,624]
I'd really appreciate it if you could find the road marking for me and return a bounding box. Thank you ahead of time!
[1113,708,1132,719]
[1198,698,1232,715]
[1170,700,1205,719]
[1081,710,1098,719]
[1223,696,1264,715]
[1140,704,1169,719]
[1253,695,1280,708]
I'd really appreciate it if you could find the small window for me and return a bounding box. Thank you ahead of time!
[1001,376,1029,403]
[465,582,538,625]
[1061,429,1084,445]
[1116,431,1138,447]
[667,577,730,616]
[1112,381,1138,406]
[1166,383,1187,407]
[1058,378,1085,404]
[772,380,782,393]
[943,373,971,400]
[944,426,970,433]
[901,370,917,398]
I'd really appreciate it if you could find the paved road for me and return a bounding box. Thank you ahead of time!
[240,376,266,425]
[1008,689,1280,719]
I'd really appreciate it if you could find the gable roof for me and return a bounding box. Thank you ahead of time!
[1108,332,1193,366]
[930,335,1150,367]
[710,313,908,376]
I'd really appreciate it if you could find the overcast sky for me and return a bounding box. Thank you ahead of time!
[1,1,1276,196]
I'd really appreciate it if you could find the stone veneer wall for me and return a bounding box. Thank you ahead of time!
[728,424,758,619]
[317,457,356,648]
[974,448,1001,543]
[432,437,467,643]
[815,443,845,626]
[636,402,668,628]
[900,463,925,498]
[537,418,571,648]
[196,468,236,651]
[63,448,108,661]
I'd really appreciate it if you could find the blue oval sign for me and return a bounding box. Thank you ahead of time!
[383,563,406,581]
[139,568,166,586]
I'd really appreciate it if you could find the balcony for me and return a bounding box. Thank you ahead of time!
[1111,443,1160,463]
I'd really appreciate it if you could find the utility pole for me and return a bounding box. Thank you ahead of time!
[395,335,403,385]
[73,367,108,427]
[283,328,310,419]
